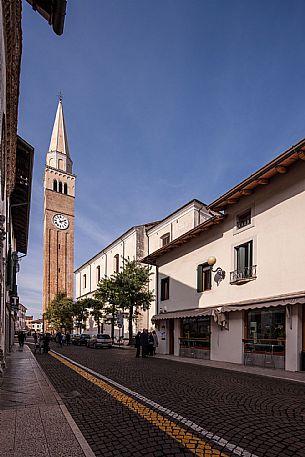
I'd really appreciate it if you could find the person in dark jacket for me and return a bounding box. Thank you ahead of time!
[18,331,25,350]
[134,331,141,358]
[140,329,149,358]
[42,333,50,353]
[148,332,154,356]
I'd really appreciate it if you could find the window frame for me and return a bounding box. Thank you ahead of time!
[113,254,119,273]
[161,233,171,247]
[236,209,252,230]
[197,262,212,292]
[96,265,101,283]
[160,277,169,301]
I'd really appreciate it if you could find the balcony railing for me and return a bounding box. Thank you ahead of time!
[230,265,257,284]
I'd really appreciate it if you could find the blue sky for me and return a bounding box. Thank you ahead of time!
[18,0,305,317]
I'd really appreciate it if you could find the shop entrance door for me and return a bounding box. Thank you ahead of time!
[302,305,305,370]
[169,320,174,355]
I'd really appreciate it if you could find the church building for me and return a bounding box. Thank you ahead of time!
[42,98,76,314]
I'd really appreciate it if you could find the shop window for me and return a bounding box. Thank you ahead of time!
[53,179,58,192]
[180,317,210,351]
[161,233,170,247]
[197,263,211,292]
[161,277,169,301]
[245,307,286,356]
[0,114,5,200]
[114,254,119,273]
[236,209,251,230]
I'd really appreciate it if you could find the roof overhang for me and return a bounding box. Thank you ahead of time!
[26,0,67,35]
[142,215,224,266]
[11,136,34,254]
[208,138,305,212]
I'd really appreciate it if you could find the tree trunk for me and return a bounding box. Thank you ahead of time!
[111,309,115,342]
[128,305,133,345]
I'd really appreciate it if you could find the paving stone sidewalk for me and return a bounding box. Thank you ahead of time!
[115,343,305,383]
[0,345,95,457]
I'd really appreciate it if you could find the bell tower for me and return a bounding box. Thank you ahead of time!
[42,98,76,314]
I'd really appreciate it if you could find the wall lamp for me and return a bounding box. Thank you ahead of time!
[207,256,226,286]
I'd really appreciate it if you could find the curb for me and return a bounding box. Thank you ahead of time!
[28,346,96,457]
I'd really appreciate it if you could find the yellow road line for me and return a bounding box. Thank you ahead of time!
[50,351,229,457]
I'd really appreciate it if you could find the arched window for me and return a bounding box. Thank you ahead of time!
[58,158,63,170]
[58,181,63,193]
[53,179,58,192]
[96,265,101,283]
[64,183,68,194]
[114,254,119,273]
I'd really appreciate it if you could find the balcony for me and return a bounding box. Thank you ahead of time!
[230,265,257,285]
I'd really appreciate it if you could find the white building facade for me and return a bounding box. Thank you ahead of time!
[15,303,27,332]
[143,139,305,372]
[75,200,215,336]
[75,224,154,335]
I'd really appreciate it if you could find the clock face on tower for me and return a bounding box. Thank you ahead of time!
[53,214,69,230]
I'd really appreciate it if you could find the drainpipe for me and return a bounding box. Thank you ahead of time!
[89,264,92,293]
[156,265,159,315]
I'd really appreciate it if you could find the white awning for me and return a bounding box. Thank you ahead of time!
[223,293,305,312]
[152,292,305,321]
[152,307,212,321]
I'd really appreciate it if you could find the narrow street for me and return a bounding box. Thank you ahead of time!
[33,344,305,457]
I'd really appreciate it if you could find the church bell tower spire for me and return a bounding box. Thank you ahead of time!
[42,98,76,317]
[46,97,73,173]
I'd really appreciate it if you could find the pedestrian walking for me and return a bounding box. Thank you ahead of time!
[42,333,50,353]
[140,329,149,358]
[66,332,71,345]
[56,331,62,347]
[33,331,38,344]
[148,332,154,356]
[18,331,25,350]
[152,330,158,356]
[134,331,141,358]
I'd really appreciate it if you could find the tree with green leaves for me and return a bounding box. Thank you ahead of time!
[94,276,121,341]
[44,292,74,332]
[78,297,105,334]
[115,258,154,345]
[73,299,90,333]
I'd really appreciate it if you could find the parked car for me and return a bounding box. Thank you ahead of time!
[78,334,91,346]
[87,334,112,349]
[71,334,80,345]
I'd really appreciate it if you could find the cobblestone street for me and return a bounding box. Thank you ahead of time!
[33,344,305,457]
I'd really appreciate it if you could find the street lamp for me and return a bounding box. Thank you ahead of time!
[207,256,226,286]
